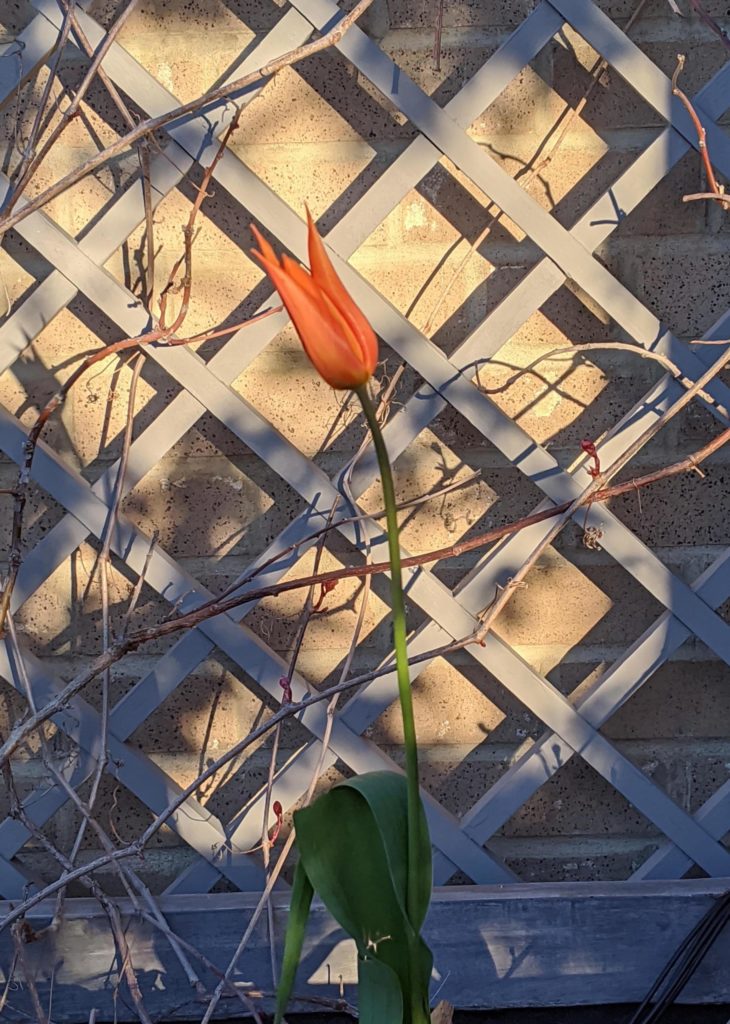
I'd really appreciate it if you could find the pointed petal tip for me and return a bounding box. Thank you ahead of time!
[250,223,279,267]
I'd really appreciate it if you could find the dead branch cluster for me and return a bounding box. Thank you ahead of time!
[0,0,727,1021]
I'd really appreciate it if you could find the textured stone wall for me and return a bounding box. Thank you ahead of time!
[0,0,729,891]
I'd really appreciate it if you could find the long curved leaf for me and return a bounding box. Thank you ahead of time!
[274,859,314,1024]
[292,771,433,1022]
[358,954,403,1024]
[339,771,432,932]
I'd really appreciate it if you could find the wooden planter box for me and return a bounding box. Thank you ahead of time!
[1,879,729,1021]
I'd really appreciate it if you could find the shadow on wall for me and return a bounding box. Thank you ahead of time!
[0,0,729,918]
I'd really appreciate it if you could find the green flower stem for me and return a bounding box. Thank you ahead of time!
[356,385,423,933]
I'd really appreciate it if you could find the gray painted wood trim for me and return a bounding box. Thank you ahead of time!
[1,880,729,1020]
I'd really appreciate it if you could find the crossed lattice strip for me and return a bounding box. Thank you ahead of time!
[0,0,728,897]
[0,0,724,888]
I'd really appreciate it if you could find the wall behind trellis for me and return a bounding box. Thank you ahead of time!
[0,0,729,902]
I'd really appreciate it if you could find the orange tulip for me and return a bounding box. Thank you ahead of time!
[251,211,378,390]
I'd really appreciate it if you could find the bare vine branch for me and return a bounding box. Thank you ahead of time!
[0,0,375,235]
[0,413,727,778]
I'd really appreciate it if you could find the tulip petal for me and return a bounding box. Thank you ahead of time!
[251,218,379,390]
[281,255,364,364]
[280,254,322,303]
[305,209,379,377]
[306,208,349,308]
[250,223,281,268]
[254,248,371,389]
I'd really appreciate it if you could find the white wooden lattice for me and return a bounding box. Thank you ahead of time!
[0,0,728,909]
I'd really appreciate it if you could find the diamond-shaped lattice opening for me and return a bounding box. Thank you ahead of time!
[64,542,173,653]
[0,298,109,450]
[240,44,418,152]
[0,284,188,476]
[203,743,352,840]
[242,134,392,230]
[350,184,539,356]
[608,731,730,852]
[122,422,308,567]
[606,416,730,552]
[125,652,289,764]
[372,403,545,576]
[469,287,670,456]
[78,357,184,475]
[0,675,55,758]
[495,758,663,881]
[245,538,396,664]
[493,545,663,668]
[364,651,552,802]
[595,640,730,744]
[626,239,730,339]
[57,776,183,894]
[233,324,367,462]
[115,0,258,104]
[565,528,666,620]
[0,233,43,313]
[103,178,267,337]
[550,23,659,133]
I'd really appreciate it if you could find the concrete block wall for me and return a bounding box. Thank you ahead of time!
[0,0,729,890]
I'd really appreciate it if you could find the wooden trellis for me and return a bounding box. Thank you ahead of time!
[0,0,729,1015]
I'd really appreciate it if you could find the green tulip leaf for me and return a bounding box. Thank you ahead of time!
[291,770,433,1023]
[358,954,403,1024]
[274,858,313,1024]
[340,771,432,932]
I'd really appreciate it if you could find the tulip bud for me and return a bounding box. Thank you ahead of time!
[251,211,378,390]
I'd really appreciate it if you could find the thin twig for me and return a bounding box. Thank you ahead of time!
[683,191,730,207]
[11,921,48,1024]
[10,2,75,190]
[477,341,723,412]
[3,0,141,219]
[120,529,158,637]
[432,0,445,70]
[672,53,724,198]
[201,831,296,1024]
[65,354,145,882]
[61,1,158,303]
[0,421,728,779]
[0,0,375,235]
[689,0,730,51]
[0,951,17,1017]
